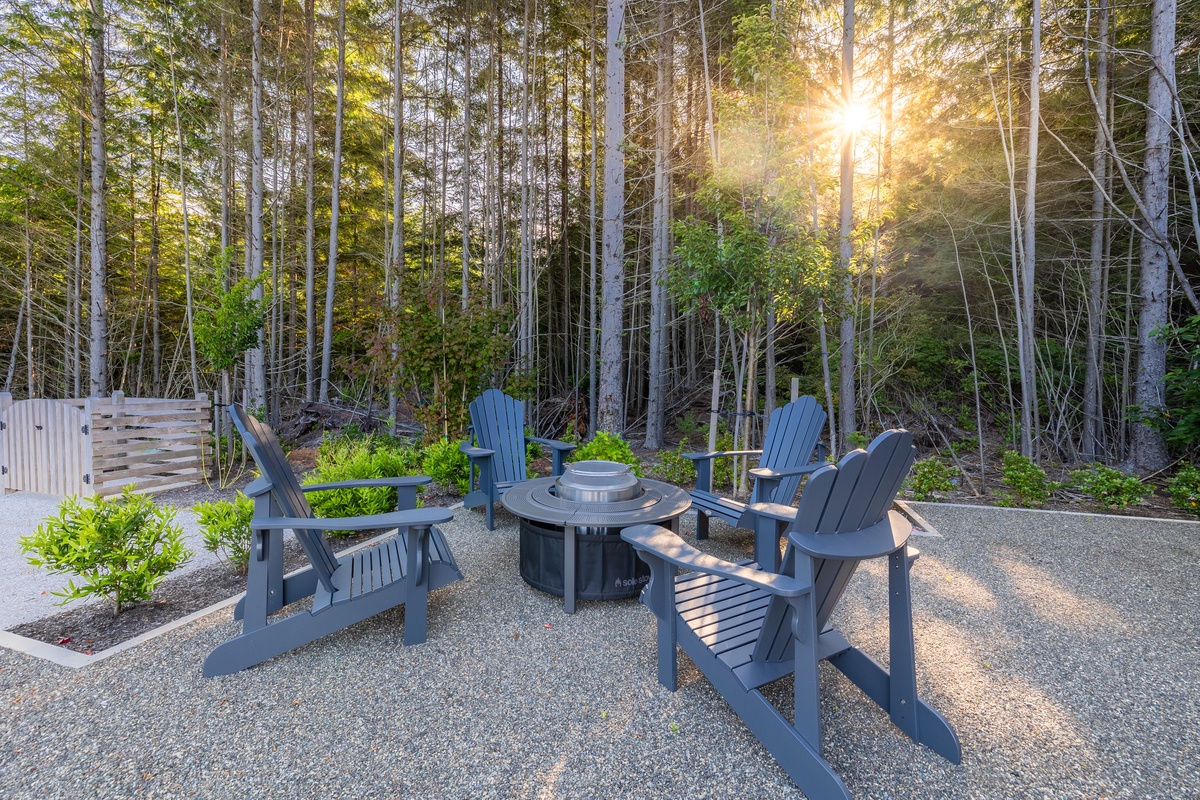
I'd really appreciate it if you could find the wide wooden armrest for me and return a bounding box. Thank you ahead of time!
[749,462,825,480]
[682,449,763,462]
[527,436,576,452]
[301,476,432,492]
[460,443,495,458]
[621,524,810,597]
[746,501,799,523]
[252,507,454,533]
[244,476,272,498]
[788,511,912,560]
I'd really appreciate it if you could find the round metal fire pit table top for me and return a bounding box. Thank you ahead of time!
[503,475,691,613]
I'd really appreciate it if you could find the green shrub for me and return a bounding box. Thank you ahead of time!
[653,441,698,486]
[846,431,870,450]
[304,435,423,533]
[571,431,644,477]
[421,438,470,494]
[711,430,735,491]
[998,451,1049,507]
[1168,465,1200,517]
[1069,465,1151,510]
[909,458,956,501]
[194,492,254,574]
[19,487,191,614]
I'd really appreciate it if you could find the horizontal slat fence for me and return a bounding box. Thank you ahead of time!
[0,391,211,498]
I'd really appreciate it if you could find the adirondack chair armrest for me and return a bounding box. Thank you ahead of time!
[746,501,799,524]
[682,449,763,461]
[527,437,576,475]
[622,524,810,597]
[301,476,433,491]
[252,507,454,533]
[302,476,432,511]
[459,443,495,460]
[244,476,273,499]
[749,463,824,481]
[787,510,913,560]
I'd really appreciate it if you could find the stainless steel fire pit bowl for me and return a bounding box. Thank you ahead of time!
[503,469,691,613]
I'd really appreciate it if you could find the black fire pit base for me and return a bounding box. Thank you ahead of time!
[519,519,650,600]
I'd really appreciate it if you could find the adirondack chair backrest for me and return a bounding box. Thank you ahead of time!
[467,389,527,485]
[756,430,916,662]
[228,405,340,590]
[792,429,915,630]
[758,396,827,506]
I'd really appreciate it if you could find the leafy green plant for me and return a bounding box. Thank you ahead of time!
[652,441,698,486]
[1167,465,1200,517]
[19,487,191,614]
[194,492,254,574]
[846,431,870,450]
[1069,465,1150,510]
[304,435,423,533]
[421,438,470,495]
[909,458,956,501]
[711,430,736,491]
[571,431,644,477]
[998,451,1050,507]
[676,412,701,438]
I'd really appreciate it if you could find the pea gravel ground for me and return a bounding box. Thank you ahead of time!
[0,502,1197,799]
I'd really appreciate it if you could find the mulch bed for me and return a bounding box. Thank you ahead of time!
[8,531,380,654]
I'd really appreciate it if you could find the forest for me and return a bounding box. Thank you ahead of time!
[0,0,1197,482]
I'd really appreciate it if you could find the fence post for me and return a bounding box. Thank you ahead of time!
[197,392,211,482]
[82,396,96,497]
[791,378,799,404]
[0,392,10,494]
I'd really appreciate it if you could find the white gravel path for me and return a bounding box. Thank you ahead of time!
[0,491,221,629]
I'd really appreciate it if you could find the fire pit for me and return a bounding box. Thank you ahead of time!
[502,461,691,613]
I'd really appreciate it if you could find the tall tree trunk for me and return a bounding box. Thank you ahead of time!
[837,0,856,444]
[644,0,673,450]
[149,118,162,397]
[597,0,627,434]
[461,5,472,310]
[1132,0,1176,472]
[389,0,405,427]
[249,0,267,410]
[88,0,109,397]
[1082,0,1109,461]
[320,0,348,404]
[588,1,598,435]
[1017,0,1041,458]
[304,0,317,402]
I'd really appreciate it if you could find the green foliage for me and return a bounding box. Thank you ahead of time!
[1167,465,1200,517]
[421,438,470,495]
[1134,316,1200,451]
[377,290,512,441]
[19,487,191,614]
[676,413,701,438]
[571,432,644,477]
[525,428,544,464]
[652,441,698,486]
[194,254,267,373]
[711,430,736,491]
[1069,465,1150,511]
[909,458,956,501]
[846,431,870,450]
[997,452,1050,507]
[194,492,254,575]
[304,434,423,534]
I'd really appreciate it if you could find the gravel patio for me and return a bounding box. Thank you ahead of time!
[0,502,1196,799]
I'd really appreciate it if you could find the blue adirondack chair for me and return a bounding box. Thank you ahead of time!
[460,388,576,530]
[204,406,464,677]
[686,395,827,570]
[622,430,961,800]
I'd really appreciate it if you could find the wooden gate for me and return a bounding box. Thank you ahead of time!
[0,396,94,496]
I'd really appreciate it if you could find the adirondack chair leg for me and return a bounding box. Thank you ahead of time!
[887,545,920,741]
[241,526,285,632]
[696,511,710,541]
[403,525,430,646]
[753,513,788,573]
[484,491,496,531]
[791,557,822,752]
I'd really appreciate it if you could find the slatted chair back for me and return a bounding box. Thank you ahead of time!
[467,389,527,486]
[228,404,340,592]
[758,395,828,505]
[753,430,915,662]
